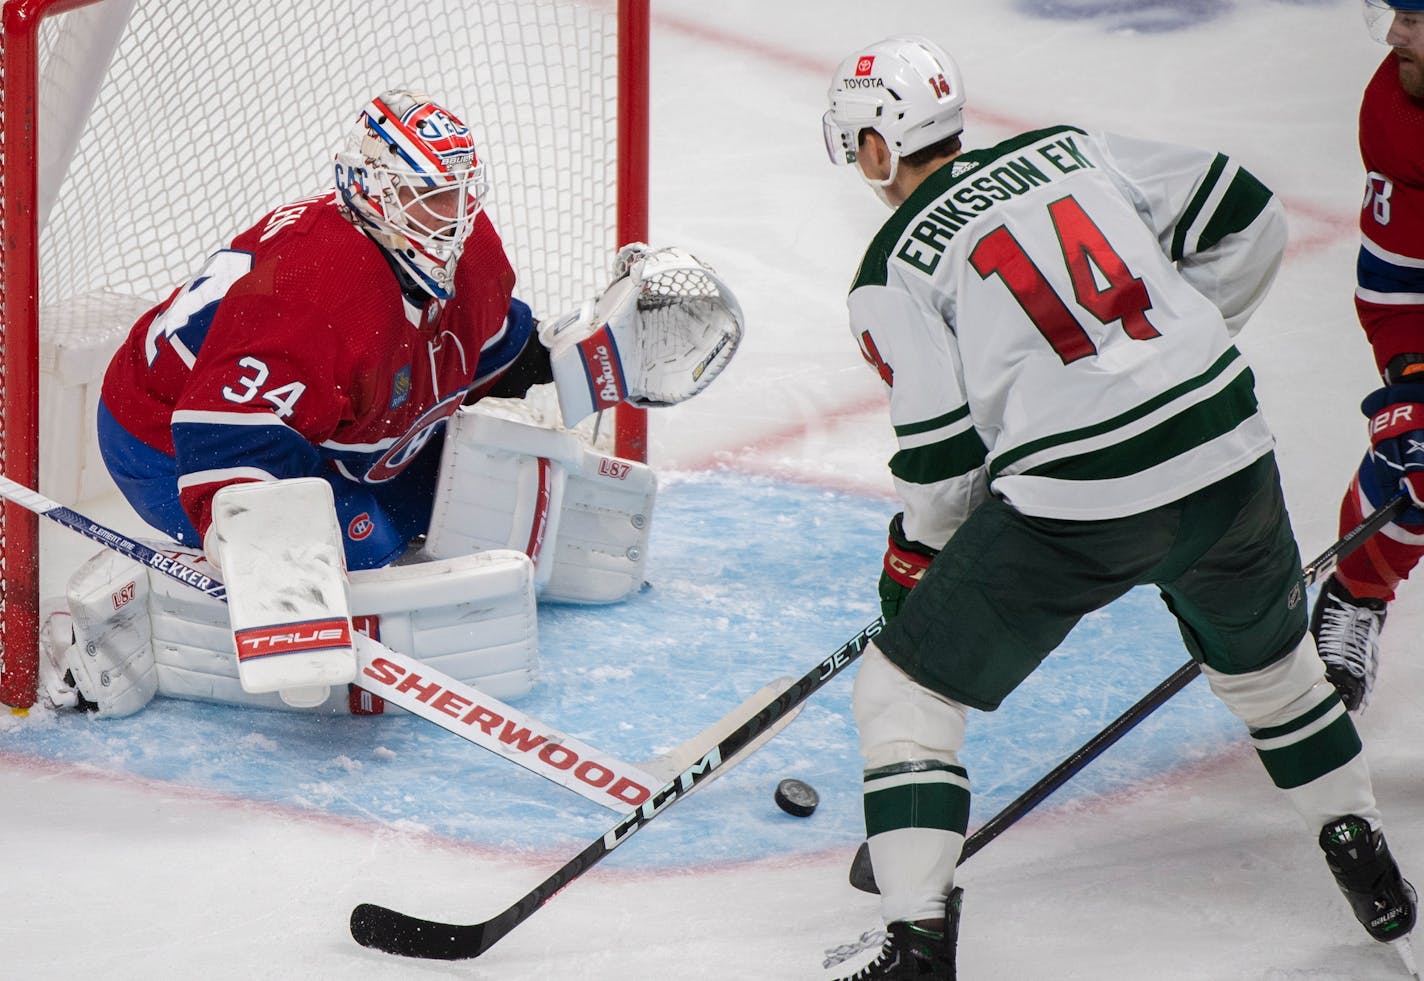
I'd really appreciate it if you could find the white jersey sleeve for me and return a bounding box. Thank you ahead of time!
[847,125,1283,536]
[847,281,988,549]
[1095,130,1288,334]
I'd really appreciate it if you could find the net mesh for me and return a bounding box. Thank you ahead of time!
[40,0,620,319]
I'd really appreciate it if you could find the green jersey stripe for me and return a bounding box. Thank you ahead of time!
[891,427,990,485]
[990,347,1243,477]
[864,779,972,837]
[1249,690,1341,742]
[1254,713,1363,791]
[1197,167,1274,253]
[1171,153,1229,261]
[1013,367,1259,482]
[894,405,970,439]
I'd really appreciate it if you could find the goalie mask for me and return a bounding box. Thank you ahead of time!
[823,36,965,194]
[334,89,489,300]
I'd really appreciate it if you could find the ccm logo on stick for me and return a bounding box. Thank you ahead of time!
[603,748,723,848]
[360,655,652,807]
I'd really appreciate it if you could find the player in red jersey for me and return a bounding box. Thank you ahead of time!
[98,89,540,570]
[41,89,743,719]
[1310,1,1424,712]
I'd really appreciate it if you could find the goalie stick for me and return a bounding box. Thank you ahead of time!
[847,492,1411,894]
[0,474,786,814]
[348,617,885,960]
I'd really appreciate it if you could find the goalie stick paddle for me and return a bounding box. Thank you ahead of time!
[348,617,886,960]
[848,492,1410,894]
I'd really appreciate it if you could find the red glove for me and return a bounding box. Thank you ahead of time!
[879,512,939,620]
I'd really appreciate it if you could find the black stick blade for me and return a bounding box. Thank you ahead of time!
[350,903,487,960]
[848,840,878,894]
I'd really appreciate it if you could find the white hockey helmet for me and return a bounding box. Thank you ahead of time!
[1364,0,1424,42]
[334,89,489,299]
[823,35,965,175]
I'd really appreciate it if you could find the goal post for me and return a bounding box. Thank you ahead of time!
[0,0,650,710]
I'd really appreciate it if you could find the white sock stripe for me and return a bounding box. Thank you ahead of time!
[1251,698,1347,752]
[864,769,970,793]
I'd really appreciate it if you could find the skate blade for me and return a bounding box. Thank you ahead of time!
[1393,935,1421,979]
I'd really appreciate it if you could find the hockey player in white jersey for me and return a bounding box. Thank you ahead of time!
[821,35,1416,979]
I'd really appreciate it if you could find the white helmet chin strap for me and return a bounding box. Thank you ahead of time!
[860,152,901,209]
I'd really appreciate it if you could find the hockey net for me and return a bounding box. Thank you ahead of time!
[0,0,649,709]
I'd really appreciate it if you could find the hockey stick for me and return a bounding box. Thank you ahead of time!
[848,492,1410,893]
[348,617,885,960]
[0,475,663,811]
[7,474,804,814]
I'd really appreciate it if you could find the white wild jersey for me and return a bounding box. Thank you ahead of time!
[848,125,1288,546]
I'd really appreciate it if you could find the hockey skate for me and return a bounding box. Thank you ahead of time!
[833,888,961,980]
[1320,815,1417,944]
[1310,575,1387,712]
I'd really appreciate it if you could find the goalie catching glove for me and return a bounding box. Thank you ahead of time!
[541,244,744,427]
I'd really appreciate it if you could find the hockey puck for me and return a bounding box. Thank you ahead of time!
[774,778,819,817]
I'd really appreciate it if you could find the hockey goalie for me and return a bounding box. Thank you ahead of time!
[40,89,743,719]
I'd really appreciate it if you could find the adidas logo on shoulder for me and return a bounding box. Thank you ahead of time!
[950,160,979,178]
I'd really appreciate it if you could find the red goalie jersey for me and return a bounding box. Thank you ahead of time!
[99,191,531,568]
[1356,52,1424,371]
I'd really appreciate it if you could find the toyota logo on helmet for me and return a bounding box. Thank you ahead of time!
[822,35,966,168]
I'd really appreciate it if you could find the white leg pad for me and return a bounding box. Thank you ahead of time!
[348,549,539,701]
[542,448,655,603]
[424,404,655,603]
[208,478,356,707]
[37,550,159,719]
[51,542,538,714]
[424,405,578,590]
